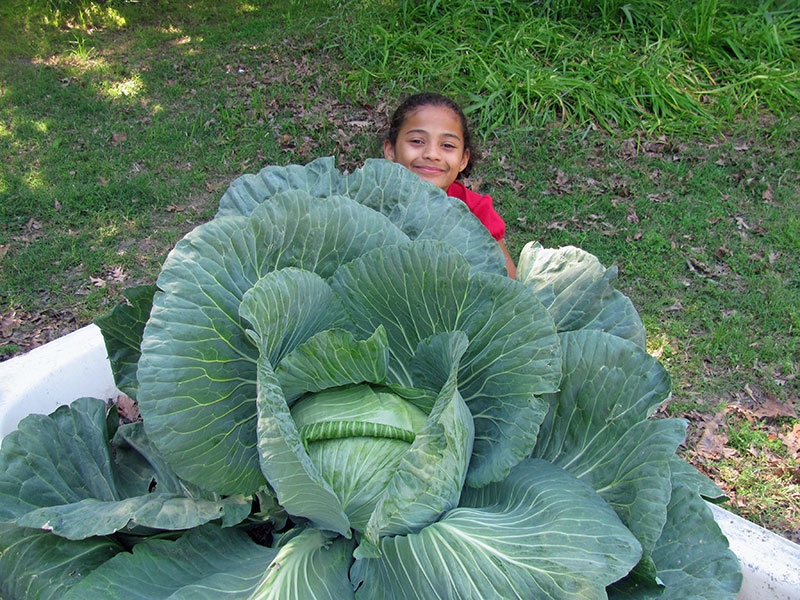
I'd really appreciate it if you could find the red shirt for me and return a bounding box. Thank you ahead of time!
[446,181,506,241]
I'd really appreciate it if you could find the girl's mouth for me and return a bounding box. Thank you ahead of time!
[414,165,443,174]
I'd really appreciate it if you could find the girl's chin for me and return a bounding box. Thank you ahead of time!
[416,173,448,190]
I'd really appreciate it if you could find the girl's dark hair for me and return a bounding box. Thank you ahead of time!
[385,92,478,178]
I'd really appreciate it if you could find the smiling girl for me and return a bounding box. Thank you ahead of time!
[383,93,516,278]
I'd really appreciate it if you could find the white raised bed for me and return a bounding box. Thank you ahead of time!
[1,325,798,598]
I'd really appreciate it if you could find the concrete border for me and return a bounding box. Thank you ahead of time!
[1,325,799,597]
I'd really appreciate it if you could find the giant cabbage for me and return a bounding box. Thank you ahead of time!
[0,157,741,599]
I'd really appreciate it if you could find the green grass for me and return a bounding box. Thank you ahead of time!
[1,0,798,541]
[335,0,800,134]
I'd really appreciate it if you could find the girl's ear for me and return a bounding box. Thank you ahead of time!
[459,148,470,173]
[383,139,396,161]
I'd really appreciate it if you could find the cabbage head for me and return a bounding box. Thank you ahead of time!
[0,158,742,599]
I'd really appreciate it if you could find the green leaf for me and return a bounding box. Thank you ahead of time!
[607,557,665,599]
[331,240,560,487]
[651,484,741,599]
[533,331,676,554]
[17,494,250,540]
[0,523,121,600]
[249,528,356,600]
[290,384,427,532]
[276,326,389,404]
[62,525,279,600]
[255,356,351,536]
[0,398,250,539]
[137,192,407,495]
[361,331,474,552]
[343,159,506,275]
[518,242,646,346]
[94,284,157,399]
[216,156,342,218]
[456,270,560,486]
[668,455,726,502]
[0,397,118,522]
[353,459,641,600]
[240,267,350,365]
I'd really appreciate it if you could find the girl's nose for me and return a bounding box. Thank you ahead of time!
[422,144,440,160]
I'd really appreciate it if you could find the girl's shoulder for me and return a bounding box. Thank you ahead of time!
[446,181,505,241]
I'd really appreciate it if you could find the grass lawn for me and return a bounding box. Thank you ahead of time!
[1,0,798,541]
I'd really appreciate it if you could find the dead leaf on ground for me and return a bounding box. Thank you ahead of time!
[779,423,800,458]
[696,414,734,460]
[715,245,732,258]
[0,244,9,263]
[111,132,128,146]
[1,311,21,338]
[89,276,106,288]
[109,266,126,284]
[750,397,799,420]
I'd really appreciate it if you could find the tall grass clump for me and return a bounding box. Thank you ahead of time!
[336,0,800,135]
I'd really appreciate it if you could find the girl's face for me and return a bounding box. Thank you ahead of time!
[383,104,470,191]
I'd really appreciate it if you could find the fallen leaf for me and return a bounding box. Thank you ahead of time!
[715,245,732,258]
[751,397,799,419]
[98,176,109,187]
[110,266,126,283]
[779,423,800,457]
[165,204,187,212]
[0,244,9,262]
[1,310,21,338]
[54,199,62,211]
[111,132,128,146]
[626,209,640,224]
[89,276,106,288]
[696,414,730,460]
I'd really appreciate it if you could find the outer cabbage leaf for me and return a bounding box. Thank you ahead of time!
[137,193,408,495]
[216,156,342,218]
[360,332,474,552]
[517,242,646,346]
[343,158,506,275]
[216,157,505,275]
[352,459,641,600]
[331,240,560,487]
[63,525,356,600]
[533,331,676,555]
[668,455,726,502]
[248,528,355,600]
[0,398,249,540]
[650,483,741,599]
[62,524,278,600]
[0,523,121,600]
[94,284,157,399]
